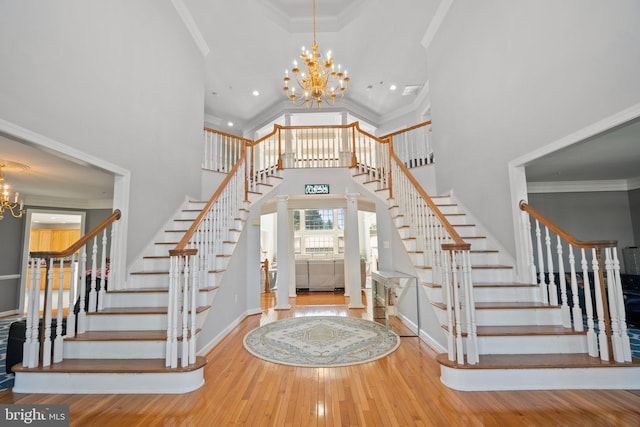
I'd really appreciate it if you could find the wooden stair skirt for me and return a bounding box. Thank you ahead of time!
[436,353,640,391]
[12,357,207,394]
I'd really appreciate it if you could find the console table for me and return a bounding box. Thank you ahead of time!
[371,270,420,337]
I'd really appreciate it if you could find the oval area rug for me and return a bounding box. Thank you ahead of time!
[243,316,400,367]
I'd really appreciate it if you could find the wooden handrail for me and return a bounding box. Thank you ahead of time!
[170,150,246,257]
[203,127,252,144]
[519,201,616,249]
[391,153,469,251]
[379,120,432,140]
[30,210,121,259]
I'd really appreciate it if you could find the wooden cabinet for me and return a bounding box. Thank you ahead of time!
[28,228,81,290]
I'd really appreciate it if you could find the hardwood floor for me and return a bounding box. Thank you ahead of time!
[2,290,640,426]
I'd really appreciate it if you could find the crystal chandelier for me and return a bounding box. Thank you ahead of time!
[0,162,25,220]
[283,0,349,108]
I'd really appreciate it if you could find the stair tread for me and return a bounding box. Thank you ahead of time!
[90,305,210,314]
[436,353,640,370]
[475,325,585,336]
[421,281,536,289]
[475,302,559,309]
[66,328,202,341]
[130,271,169,275]
[472,264,513,269]
[13,356,207,374]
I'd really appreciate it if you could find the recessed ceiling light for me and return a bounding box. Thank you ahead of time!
[252,90,260,96]
[390,84,397,91]
[228,122,234,127]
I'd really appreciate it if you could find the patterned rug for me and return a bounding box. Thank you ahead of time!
[243,316,400,367]
[0,318,21,392]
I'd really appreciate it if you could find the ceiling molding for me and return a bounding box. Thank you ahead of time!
[421,0,454,51]
[171,0,210,57]
[25,195,113,210]
[527,179,640,194]
[380,81,430,124]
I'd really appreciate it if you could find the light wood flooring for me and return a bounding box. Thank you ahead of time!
[1,290,640,426]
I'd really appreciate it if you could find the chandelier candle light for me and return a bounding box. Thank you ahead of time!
[283,0,349,108]
[0,162,26,220]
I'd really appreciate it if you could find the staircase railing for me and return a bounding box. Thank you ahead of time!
[24,209,121,368]
[380,121,433,169]
[168,148,247,368]
[245,122,390,191]
[519,201,631,363]
[389,153,477,364]
[203,127,249,173]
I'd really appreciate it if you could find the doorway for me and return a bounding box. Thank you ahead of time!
[19,209,86,314]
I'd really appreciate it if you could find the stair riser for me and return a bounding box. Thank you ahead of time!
[159,231,186,242]
[422,286,540,305]
[85,311,207,331]
[435,205,459,215]
[469,252,499,264]
[104,292,169,307]
[64,340,166,359]
[471,268,513,282]
[475,308,563,326]
[443,215,467,225]
[13,368,205,394]
[151,244,173,257]
[87,313,167,331]
[476,335,588,355]
[473,286,540,303]
[439,365,640,391]
[466,238,488,250]
[143,258,170,270]
[128,274,170,289]
[166,221,193,231]
[178,211,200,221]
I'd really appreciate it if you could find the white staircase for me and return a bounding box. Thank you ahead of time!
[351,168,640,391]
[14,173,283,394]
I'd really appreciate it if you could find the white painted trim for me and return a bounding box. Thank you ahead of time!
[628,176,640,190]
[0,117,131,293]
[171,0,210,57]
[0,274,20,281]
[421,0,454,51]
[510,103,640,168]
[0,310,19,317]
[508,102,640,283]
[23,195,113,209]
[528,180,631,193]
[197,312,249,357]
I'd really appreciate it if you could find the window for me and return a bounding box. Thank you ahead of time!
[304,209,334,230]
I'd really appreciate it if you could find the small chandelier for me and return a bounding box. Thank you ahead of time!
[283,0,349,108]
[0,162,26,220]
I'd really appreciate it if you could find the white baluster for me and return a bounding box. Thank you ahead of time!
[98,229,108,310]
[556,237,570,327]
[181,256,190,368]
[443,251,455,362]
[591,248,609,361]
[53,259,64,363]
[462,250,478,364]
[166,255,176,367]
[23,259,36,367]
[88,237,98,312]
[28,259,43,368]
[42,259,54,367]
[190,256,199,365]
[520,210,537,284]
[77,247,87,334]
[611,249,631,361]
[544,227,558,305]
[581,249,598,357]
[66,254,77,338]
[604,248,624,363]
[568,246,583,331]
[450,252,464,364]
[534,220,548,303]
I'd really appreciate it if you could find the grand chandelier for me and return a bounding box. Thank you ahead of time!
[0,162,26,220]
[283,0,349,108]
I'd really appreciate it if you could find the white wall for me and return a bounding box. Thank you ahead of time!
[426,1,640,257]
[0,0,204,265]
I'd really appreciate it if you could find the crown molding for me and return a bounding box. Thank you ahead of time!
[421,0,454,51]
[527,179,640,194]
[171,0,210,57]
[24,195,113,210]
